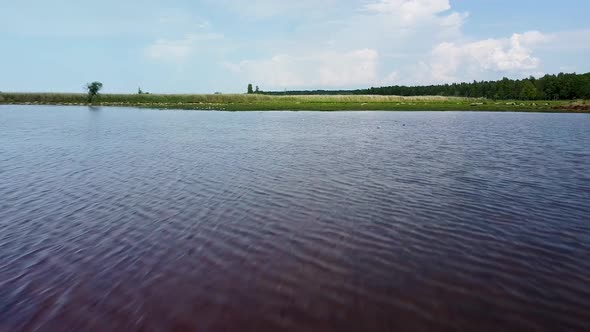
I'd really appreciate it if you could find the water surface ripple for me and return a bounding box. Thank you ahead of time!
[1,106,589,331]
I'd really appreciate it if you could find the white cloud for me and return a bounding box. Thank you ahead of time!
[439,11,469,29]
[351,0,468,44]
[225,49,380,88]
[221,0,471,89]
[364,0,452,24]
[145,33,224,62]
[318,49,379,86]
[143,1,590,91]
[536,29,590,52]
[380,71,400,85]
[417,31,550,83]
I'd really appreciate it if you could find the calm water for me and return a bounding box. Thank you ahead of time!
[1,105,589,331]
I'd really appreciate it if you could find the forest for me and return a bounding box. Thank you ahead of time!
[261,72,590,100]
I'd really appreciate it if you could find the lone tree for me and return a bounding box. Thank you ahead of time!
[255,85,260,93]
[86,81,103,103]
[247,83,253,94]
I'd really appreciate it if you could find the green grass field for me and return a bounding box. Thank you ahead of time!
[0,92,587,112]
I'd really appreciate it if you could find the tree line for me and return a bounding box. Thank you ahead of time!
[261,72,590,100]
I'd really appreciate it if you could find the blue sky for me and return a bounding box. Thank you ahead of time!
[1,0,589,93]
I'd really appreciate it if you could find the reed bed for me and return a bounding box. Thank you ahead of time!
[0,92,473,104]
[0,92,581,112]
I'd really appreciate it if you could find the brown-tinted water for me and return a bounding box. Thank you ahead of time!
[1,106,589,331]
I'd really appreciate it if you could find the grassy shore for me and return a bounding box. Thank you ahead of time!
[0,92,588,112]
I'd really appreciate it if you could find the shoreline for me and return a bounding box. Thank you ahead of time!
[2,102,589,113]
[1,93,589,113]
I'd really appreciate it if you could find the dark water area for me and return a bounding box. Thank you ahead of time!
[1,105,589,332]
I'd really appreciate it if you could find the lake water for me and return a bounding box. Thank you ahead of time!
[1,105,589,331]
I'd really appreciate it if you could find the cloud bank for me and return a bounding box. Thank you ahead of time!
[143,0,590,90]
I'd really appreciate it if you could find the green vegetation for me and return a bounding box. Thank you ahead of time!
[264,72,590,100]
[85,81,103,102]
[247,83,263,94]
[0,92,587,112]
[2,72,588,112]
